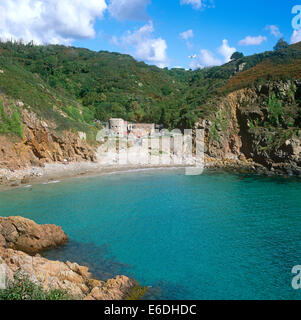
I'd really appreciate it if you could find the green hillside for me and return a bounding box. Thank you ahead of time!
[0,42,190,130]
[0,47,99,142]
[185,41,301,117]
[0,40,301,139]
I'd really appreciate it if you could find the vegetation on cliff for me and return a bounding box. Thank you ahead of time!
[0,39,300,141]
[0,42,191,130]
[0,99,23,138]
[0,50,99,142]
[220,42,301,94]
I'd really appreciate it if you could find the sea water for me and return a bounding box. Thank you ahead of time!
[0,169,301,300]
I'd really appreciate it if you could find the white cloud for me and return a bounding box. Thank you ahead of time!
[190,49,222,69]
[108,0,151,21]
[180,29,194,49]
[218,39,236,62]
[265,25,282,38]
[190,39,235,70]
[238,35,267,46]
[110,35,119,46]
[180,0,214,10]
[121,21,169,68]
[291,29,301,44]
[180,0,203,10]
[0,0,107,45]
[180,29,194,40]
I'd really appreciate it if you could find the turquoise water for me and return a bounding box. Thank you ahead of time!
[1,169,301,300]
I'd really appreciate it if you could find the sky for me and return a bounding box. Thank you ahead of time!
[0,0,301,69]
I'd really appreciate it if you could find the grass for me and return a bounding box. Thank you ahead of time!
[0,99,23,138]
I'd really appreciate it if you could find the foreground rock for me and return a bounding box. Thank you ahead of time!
[0,247,137,300]
[0,216,68,254]
[0,216,141,300]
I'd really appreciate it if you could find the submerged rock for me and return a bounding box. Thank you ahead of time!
[0,216,68,254]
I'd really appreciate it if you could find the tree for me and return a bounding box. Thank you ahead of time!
[274,38,289,51]
[231,52,244,61]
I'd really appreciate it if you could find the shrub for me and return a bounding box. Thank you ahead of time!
[209,110,229,142]
[0,273,72,300]
[267,94,284,126]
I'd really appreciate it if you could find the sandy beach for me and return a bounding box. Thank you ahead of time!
[0,161,195,192]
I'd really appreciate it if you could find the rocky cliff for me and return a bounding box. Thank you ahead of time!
[0,100,97,171]
[198,80,301,175]
[0,217,141,300]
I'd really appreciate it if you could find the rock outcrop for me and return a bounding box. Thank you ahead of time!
[0,107,97,171]
[84,276,138,300]
[0,247,137,300]
[0,216,68,254]
[198,80,301,175]
[0,216,141,300]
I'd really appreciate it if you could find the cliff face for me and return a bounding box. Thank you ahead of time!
[199,80,301,175]
[0,107,97,171]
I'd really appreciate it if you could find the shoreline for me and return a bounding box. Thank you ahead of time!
[0,162,193,192]
[0,157,299,192]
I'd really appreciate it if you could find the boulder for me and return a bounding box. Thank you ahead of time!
[0,216,68,254]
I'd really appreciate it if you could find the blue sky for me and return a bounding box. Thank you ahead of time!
[1,0,301,69]
[75,0,301,69]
